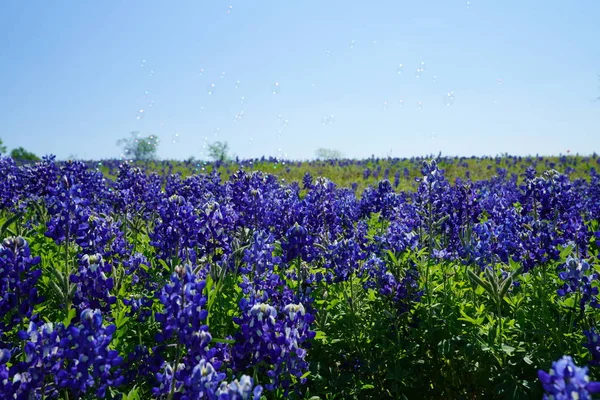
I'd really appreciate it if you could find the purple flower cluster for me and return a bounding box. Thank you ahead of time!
[583,328,600,367]
[0,157,20,209]
[538,355,600,400]
[232,300,315,392]
[0,236,41,337]
[0,308,122,399]
[282,223,313,263]
[2,154,599,397]
[71,253,116,313]
[557,257,599,310]
[152,264,263,399]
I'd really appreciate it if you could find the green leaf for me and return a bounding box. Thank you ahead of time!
[158,259,170,272]
[559,244,575,259]
[467,269,493,295]
[0,212,22,236]
[314,331,327,340]
[63,307,76,327]
[211,338,236,344]
[499,276,513,299]
[115,308,130,329]
[458,310,484,326]
[123,385,141,400]
[501,344,516,356]
[484,267,499,296]
[387,250,398,265]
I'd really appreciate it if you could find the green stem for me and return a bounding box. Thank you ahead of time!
[569,291,580,335]
[296,257,302,297]
[168,279,187,400]
[64,216,71,312]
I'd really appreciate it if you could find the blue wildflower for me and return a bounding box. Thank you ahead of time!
[538,355,600,399]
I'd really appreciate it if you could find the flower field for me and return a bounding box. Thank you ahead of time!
[1,154,600,399]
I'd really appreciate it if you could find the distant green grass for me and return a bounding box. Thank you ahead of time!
[92,154,599,193]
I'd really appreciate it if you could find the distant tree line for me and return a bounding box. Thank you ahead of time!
[315,148,344,160]
[0,138,40,161]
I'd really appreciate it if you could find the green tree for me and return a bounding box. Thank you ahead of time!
[207,141,230,162]
[315,148,344,160]
[10,147,40,161]
[117,131,159,161]
[0,138,6,154]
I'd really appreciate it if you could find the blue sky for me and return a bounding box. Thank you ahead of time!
[0,0,599,160]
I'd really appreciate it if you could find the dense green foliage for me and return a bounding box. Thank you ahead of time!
[1,154,600,399]
[92,154,598,193]
[207,141,231,162]
[10,146,40,161]
[117,132,160,161]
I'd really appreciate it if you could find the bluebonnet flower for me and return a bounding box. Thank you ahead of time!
[518,170,589,267]
[324,238,365,283]
[557,257,599,310]
[70,254,116,313]
[183,359,226,399]
[302,172,313,189]
[0,156,21,210]
[0,348,11,396]
[5,309,122,399]
[153,264,227,397]
[232,300,315,392]
[20,155,59,201]
[282,223,313,263]
[112,163,163,217]
[240,230,281,276]
[44,177,93,246]
[150,194,202,263]
[123,252,151,286]
[57,308,123,398]
[270,302,316,389]
[197,200,236,261]
[538,355,600,399]
[413,160,453,256]
[122,253,155,322]
[583,328,600,367]
[76,213,127,260]
[584,172,600,221]
[359,180,401,220]
[378,218,419,256]
[363,168,371,180]
[360,256,422,314]
[227,170,298,233]
[10,321,64,398]
[216,375,263,400]
[58,160,111,211]
[165,171,223,207]
[233,302,278,366]
[0,236,42,336]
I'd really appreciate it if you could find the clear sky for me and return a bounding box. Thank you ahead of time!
[0,0,599,161]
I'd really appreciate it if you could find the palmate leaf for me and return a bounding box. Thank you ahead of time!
[63,306,76,326]
[468,264,522,308]
[499,277,513,300]
[467,269,494,296]
[484,267,500,296]
[0,212,22,237]
[458,310,485,326]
